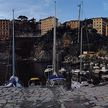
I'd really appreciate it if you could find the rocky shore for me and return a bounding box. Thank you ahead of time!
[0,83,108,108]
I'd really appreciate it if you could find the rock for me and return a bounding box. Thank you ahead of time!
[0,99,6,104]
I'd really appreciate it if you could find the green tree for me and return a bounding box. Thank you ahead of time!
[17,15,28,21]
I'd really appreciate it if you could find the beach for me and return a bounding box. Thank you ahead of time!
[0,83,108,108]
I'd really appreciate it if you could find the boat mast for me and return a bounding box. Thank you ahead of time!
[80,27,83,74]
[53,1,57,75]
[78,4,81,43]
[79,1,83,82]
[12,9,15,76]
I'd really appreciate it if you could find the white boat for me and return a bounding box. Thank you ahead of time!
[58,67,66,73]
[100,66,108,72]
[44,65,53,73]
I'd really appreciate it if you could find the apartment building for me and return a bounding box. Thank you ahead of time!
[93,17,108,36]
[40,16,58,36]
[106,24,108,36]
[65,20,79,29]
[0,19,10,40]
[65,19,93,29]
[65,18,108,36]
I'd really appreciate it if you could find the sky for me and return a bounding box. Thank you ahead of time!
[0,0,108,23]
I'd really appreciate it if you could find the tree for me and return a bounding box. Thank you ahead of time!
[17,15,28,21]
[97,49,107,57]
[29,18,36,33]
[29,18,36,23]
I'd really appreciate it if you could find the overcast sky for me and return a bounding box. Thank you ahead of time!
[0,0,108,22]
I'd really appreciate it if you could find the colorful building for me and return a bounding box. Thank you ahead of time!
[40,16,58,36]
[65,20,79,29]
[0,19,10,40]
[93,17,108,36]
